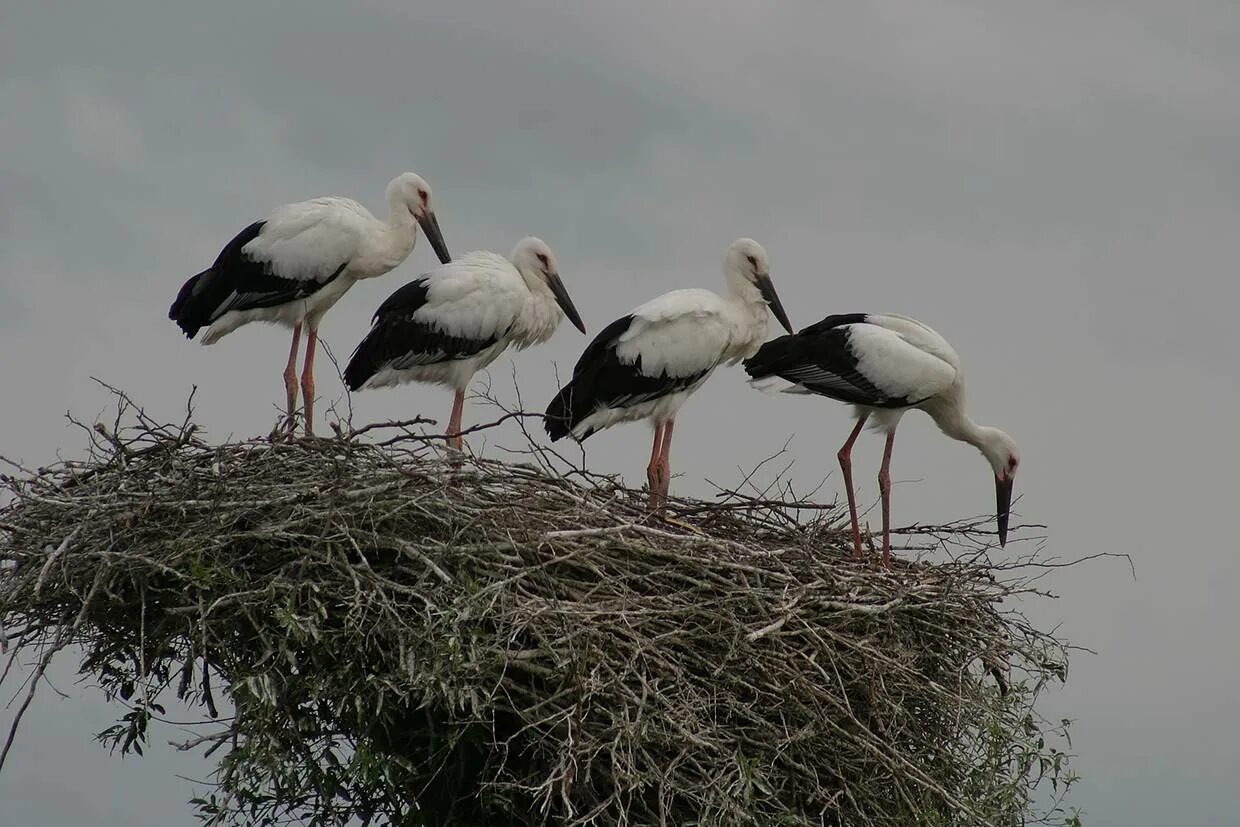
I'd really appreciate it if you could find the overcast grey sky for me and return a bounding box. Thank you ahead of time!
[2,1,1238,824]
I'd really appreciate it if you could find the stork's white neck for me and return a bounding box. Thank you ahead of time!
[350,198,417,279]
[504,259,555,346]
[385,189,415,230]
[513,262,543,294]
[722,266,761,305]
[928,400,1010,474]
[513,288,562,347]
[714,269,768,361]
[727,276,771,334]
[930,402,983,446]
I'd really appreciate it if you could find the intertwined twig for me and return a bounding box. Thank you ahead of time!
[0,387,1082,826]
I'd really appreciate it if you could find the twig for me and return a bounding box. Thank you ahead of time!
[0,625,68,772]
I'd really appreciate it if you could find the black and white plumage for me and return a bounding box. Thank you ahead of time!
[744,313,1020,566]
[545,238,793,510]
[168,172,452,435]
[345,237,586,451]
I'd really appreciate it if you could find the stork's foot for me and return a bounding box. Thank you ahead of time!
[443,434,469,472]
[848,525,876,565]
[859,530,894,571]
[843,522,868,560]
[646,468,668,512]
[269,411,299,442]
[279,374,301,439]
[283,391,298,427]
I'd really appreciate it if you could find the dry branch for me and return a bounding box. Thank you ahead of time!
[0,389,1079,826]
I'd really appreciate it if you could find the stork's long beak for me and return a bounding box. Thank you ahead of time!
[756,274,794,334]
[995,474,1014,547]
[547,272,586,334]
[417,211,452,264]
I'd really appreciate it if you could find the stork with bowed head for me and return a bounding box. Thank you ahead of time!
[545,238,793,511]
[743,313,1020,567]
[344,237,586,451]
[169,172,452,435]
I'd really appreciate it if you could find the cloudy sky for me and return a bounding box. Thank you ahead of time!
[2,1,1238,824]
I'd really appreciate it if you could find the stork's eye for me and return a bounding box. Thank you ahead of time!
[536,252,549,265]
[746,254,757,266]
[417,189,428,204]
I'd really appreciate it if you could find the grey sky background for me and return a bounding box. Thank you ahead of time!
[2,1,1238,824]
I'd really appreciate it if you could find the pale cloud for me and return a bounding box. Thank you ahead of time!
[1,2,1239,825]
[64,78,145,168]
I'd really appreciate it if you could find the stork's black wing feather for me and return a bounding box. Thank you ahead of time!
[544,315,710,441]
[168,221,347,338]
[743,313,916,408]
[343,278,501,391]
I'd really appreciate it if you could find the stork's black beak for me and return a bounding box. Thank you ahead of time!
[995,474,1014,547]
[547,272,586,334]
[756,273,793,334]
[417,211,452,264]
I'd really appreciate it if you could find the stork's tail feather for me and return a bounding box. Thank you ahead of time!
[744,341,813,395]
[741,338,790,380]
[343,330,382,392]
[168,269,213,339]
[545,378,603,443]
[543,384,578,442]
[748,374,805,394]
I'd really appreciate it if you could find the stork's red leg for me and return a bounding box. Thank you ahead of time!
[300,326,318,436]
[878,427,897,570]
[283,323,302,428]
[647,422,666,511]
[837,414,868,559]
[656,417,676,509]
[448,389,466,452]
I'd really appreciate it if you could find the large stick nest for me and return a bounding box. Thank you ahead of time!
[0,389,1076,826]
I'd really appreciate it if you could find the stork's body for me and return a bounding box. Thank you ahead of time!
[545,239,792,510]
[169,173,452,434]
[744,313,1019,567]
[344,237,585,451]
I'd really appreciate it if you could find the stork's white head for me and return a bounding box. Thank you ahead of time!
[977,427,1020,547]
[510,237,586,334]
[978,427,1020,479]
[724,238,793,334]
[386,172,451,264]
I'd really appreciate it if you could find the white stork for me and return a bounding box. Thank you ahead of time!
[743,313,1020,567]
[344,237,586,450]
[544,238,793,511]
[169,172,452,435]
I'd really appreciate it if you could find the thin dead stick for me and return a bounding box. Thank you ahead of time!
[0,625,68,772]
